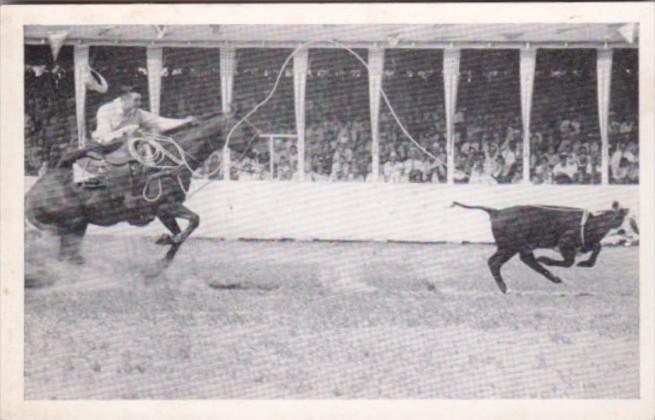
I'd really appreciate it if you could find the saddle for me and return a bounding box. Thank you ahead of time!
[78,141,135,172]
[77,149,159,225]
[76,142,151,206]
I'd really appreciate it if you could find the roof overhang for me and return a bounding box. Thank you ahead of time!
[24,24,639,50]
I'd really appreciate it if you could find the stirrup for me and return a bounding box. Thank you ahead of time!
[78,178,104,189]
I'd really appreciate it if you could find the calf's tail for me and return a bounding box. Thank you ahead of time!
[629,216,639,235]
[451,201,497,216]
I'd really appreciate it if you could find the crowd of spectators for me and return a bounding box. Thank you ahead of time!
[24,46,639,185]
[24,66,78,176]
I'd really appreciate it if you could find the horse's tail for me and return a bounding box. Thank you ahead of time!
[24,199,51,232]
[24,186,58,233]
[451,201,498,216]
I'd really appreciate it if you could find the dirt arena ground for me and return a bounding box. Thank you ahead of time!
[24,235,639,399]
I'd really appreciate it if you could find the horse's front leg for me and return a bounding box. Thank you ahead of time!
[155,214,181,246]
[157,204,199,263]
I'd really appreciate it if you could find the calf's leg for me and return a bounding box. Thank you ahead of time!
[577,242,601,267]
[537,232,577,267]
[520,251,563,284]
[487,249,516,294]
[536,247,576,268]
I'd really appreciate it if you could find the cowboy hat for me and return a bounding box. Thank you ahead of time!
[85,67,109,94]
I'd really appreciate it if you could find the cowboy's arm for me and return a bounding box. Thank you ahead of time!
[92,108,137,143]
[92,126,138,144]
[138,110,193,132]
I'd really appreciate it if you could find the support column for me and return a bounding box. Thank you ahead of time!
[220,47,236,180]
[146,47,163,116]
[368,47,384,181]
[443,49,460,185]
[597,48,613,185]
[520,47,537,183]
[73,45,89,147]
[293,48,309,181]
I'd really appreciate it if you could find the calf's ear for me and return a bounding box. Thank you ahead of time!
[612,201,620,211]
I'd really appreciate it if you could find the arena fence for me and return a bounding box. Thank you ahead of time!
[24,176,638,243]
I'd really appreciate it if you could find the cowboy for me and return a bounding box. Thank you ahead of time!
[92,88,194,145]
[74,87,195,184]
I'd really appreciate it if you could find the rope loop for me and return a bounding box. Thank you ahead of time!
[127,133,200,201]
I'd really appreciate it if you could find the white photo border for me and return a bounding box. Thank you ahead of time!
[2,3,654,420]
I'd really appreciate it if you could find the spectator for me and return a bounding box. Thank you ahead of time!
[469,159,497,185]
[612,157,630,184]
[405,148,426,183]
[627,158,639,184]
[553,153,578,184]
[610,141,627,183]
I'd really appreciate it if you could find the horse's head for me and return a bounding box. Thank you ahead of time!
[222,108,261,156]
[165,110,259,168]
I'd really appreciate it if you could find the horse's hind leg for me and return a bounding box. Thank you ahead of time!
[487,249,516,294]
[58,224,88,265]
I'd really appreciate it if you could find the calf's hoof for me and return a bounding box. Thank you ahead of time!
[550,276,563,284]
[495,280,508,294]
[577,260,593,267]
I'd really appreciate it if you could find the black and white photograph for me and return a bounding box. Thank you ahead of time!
[1,3,654,420]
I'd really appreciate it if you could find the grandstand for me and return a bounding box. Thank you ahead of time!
[23,24,639,242]
[18,21,646,403]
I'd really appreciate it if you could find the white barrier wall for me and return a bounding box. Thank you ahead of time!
[24,177,639,243]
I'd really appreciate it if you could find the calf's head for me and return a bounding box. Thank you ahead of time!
[605,201,630,230]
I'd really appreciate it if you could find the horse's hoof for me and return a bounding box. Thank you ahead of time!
[155,234,173,245]
[68,255,86,265]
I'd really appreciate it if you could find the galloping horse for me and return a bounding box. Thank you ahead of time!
[25,111,254,271]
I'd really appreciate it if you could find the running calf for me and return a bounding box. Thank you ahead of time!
[451,201,630,294]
